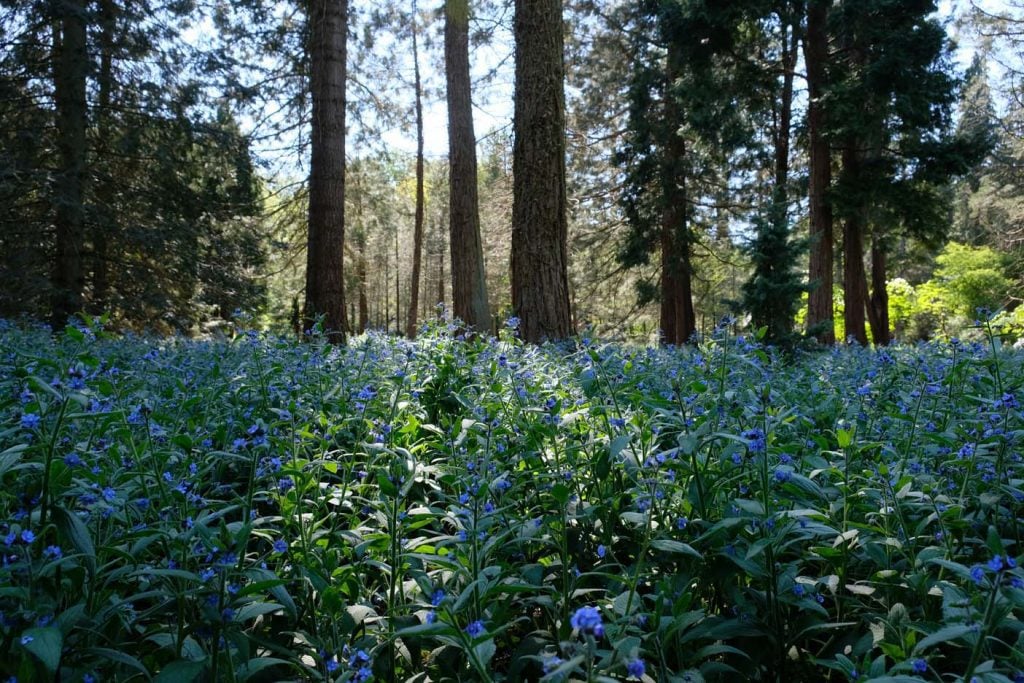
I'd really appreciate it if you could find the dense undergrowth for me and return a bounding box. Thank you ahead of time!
[1,317,1023,682]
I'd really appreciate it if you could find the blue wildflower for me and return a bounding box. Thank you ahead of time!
[570,606,604,637]
[970,565,985,584]
[911,659,927,674]
[627,658,646,679]
[543,656,562,675]
[19,413,40,430]
[465,620,485,638]
[741,428,766,453]
[272,539,287,554]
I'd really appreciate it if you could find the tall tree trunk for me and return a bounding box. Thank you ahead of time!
[406,1,425,338]
[51,0,88,328]
[445,0,490,330]
[91,0,116,314]
[841,145,869,345]
[660,42,695,345]
[394,227,400,332]
[804,0,834,344]
[304,0,348,343]
[774,17,796,205]
[352,167,368,333]
[868,237,890,344]
[437,225,445,308]
[511,0,572,343]
[356,228,368,334]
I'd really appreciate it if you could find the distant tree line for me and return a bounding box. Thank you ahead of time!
[1,0,1020,345]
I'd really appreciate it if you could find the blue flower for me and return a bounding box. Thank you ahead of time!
[543,655,562,675]
[272,539,287,554]
[19,413,40,430]
[989,555,1004,572]
[570,605,604,638]
[20,530,34,544]
[430,589,445,607]
[792,584,806,598]
[465,620,485,637]
[911,658,927,674]
[597,544,606,559]
[970,565,985,584]
[741,428,766,453]
[627,658,646,679]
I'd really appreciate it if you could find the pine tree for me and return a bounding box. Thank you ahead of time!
[446,0,491,331]
[304,0,349,342]
[511,0,572,342]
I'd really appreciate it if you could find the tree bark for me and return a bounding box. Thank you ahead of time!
[804,0,834,344]
[445,0,490,331]
[868,237,890,345]
[406,1,425,338]
[841,145,869,345]
[774,15,796,205]
[659,41,695,345]
[51,0,88,328]
[91,0,116,315]
[511,0,572,343]
[304,0,348,343]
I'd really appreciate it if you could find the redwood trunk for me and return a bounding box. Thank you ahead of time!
[841,146,869,345]
[304,0,348,342]
[804,0,834,344]
[511,0,572,343]
[91,0,116,314]
[868,237,890,345]
[445,0,490,330]
[51,0,88,328]
[660,42,695,345]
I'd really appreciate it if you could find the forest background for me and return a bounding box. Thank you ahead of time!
[1,0,1022,346]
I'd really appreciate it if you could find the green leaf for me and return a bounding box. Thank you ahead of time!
[650,539,702,558]
[21,627,62,673]
[234,602,285,622]
[244,568,296,618]
[84,647,150,677]
[237,657,292,681]
[154,659,207,683]
[396,621,457,637]
[913,623,976,653]
[0,444,28,478]
[473,639,496,668]
[837,428,853,449]
[51,504,96,575]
